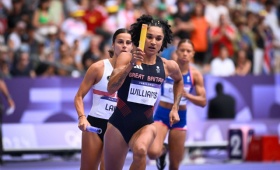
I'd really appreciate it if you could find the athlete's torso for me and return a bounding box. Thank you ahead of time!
[109,56,166,143]
[118,56,166,111]
[88,59,117,119]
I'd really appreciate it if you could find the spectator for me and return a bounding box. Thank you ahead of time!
[235,17,254,65]
[102,1,120,36]
[48,0,65,27]
[60,9,87,52]
[208,82,236,119]
[116,0,137,30]
[0,45,11,78]
[210,45,235,76]
[32,0,56,42]
[44,25,61,60]
[10,51,35,77]
[56,43,74,76]
[189,1,210,66]
[266,1,280,73]
[252,11,266,75]
[35,61,56,77]
[204,0,230,29]
[7,20,26,52]
[235,49,252,76]
[6,0,29,31]
[210,14,236,58]
[172,0,192,39]
[81,35,104,71]
[82,0,107,34]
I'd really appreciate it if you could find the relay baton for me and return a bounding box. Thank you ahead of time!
[136,24,148,68]
[86,126,102,134]
[6,106,15,115]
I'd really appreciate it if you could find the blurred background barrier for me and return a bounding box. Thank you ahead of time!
[2,75,280,159]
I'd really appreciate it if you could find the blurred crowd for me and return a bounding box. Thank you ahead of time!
[0,0,279,79]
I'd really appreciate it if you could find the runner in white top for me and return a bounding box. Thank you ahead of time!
[88,59,117,119]
[74,28,132,170]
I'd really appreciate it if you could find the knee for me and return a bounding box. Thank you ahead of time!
[147,148,162,160]
[133,145,147,160]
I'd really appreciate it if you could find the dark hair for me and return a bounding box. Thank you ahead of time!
[112,28,129,43]
[108,28,130,57]
[38,0,50,10]
[177,39,195,50]
[129,14,173,52]
[215,82,223,94]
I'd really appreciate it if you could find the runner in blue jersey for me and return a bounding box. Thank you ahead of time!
[148,39,207,170]
[104,15,184,170]
[74,28,133,170]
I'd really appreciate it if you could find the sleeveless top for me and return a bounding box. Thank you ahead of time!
[118,56,165,110]
[39,11,50,24]
[88,59,117,119]
[160,68,193,106]
[108,56,166,143]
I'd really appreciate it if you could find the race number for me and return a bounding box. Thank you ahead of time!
[228,129,243,160]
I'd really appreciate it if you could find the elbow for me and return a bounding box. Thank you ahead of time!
[201,99,207,107]
[200,99,207,108]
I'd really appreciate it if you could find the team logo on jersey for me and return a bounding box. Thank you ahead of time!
[134,65,143,70]
[156,66,160,73]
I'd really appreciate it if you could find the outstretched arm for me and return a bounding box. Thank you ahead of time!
[183,69,206,107]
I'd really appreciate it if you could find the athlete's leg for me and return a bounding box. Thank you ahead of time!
[147,122,169,159]
[0,107,3,165]
[129,124,157,170]
[168,129,186,170]
[104,123,129,170]
[99,149,105,170]
[80,132,103,170]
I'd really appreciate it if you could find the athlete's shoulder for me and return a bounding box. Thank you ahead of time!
[161,57,178,69]
[88,59,106,71]
[190,65,204,83]
[190,66,202,76]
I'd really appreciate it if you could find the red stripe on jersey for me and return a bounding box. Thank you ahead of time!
[93,89,117,97]
[117,98,131,117]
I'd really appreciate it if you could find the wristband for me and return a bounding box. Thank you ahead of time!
[78,115,86,120]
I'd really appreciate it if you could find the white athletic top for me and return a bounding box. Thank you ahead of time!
[88,59,117,119]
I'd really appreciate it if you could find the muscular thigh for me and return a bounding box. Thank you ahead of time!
[129,124,157,152]
[104,123,129,170]
[168,130,186,162]
[149,122,168,153]
[80,132,103,169]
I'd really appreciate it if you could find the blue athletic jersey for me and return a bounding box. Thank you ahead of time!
[160,69,194,105]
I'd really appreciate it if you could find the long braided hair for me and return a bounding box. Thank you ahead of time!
[129,14,173,52]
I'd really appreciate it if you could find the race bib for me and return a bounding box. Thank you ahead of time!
[127,80,161,106]
[162,80,173,99]
[97,96,117,114]
[163,81,191,102]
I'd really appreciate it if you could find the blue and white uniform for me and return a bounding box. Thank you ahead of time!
[87,59,117,141]
[154,69,194,130]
